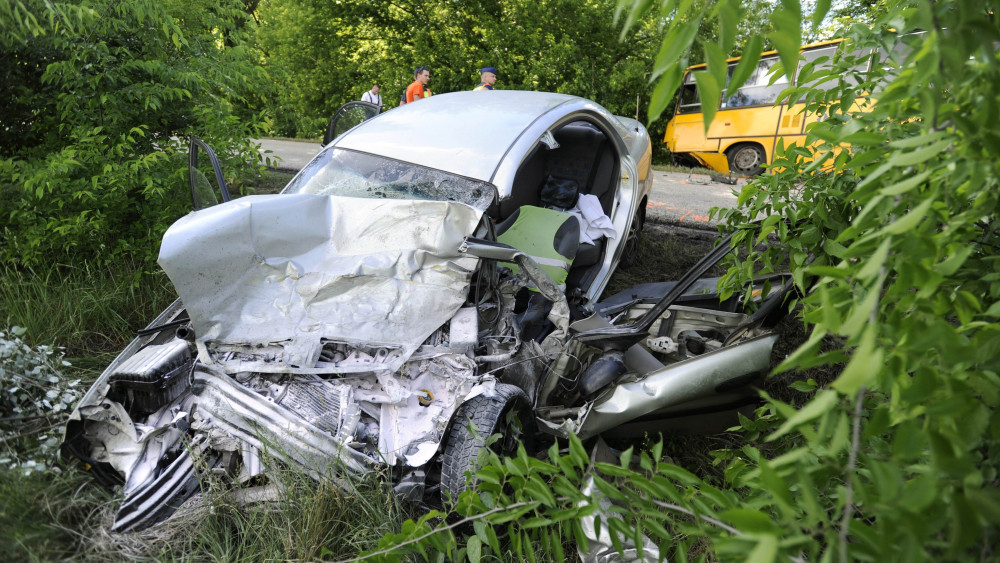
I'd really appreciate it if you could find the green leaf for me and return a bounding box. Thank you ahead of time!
[881,169,932,196]
[884,196,935,235]
[811,0,832,31]
[694,71,721,133]
[774,327,827,374]
[714,0,739,53]
[648,63,682,123]
[937,245,973,276]
[899,472,938,513]
[720,508,778,534]
[889,130,948,148]
[840,132,887,146]
[857,237,892,282]
[888,139,951,167]
[656,463,702,486]
[983,301,1000,318]
[726,36,763,97]
[653,18,700,78]
[523,477,558,508]
[521,517,554,530]
[466,536,482,563]
[767,9,801,84]
[831,324,882,395]
[747,534,778,563]
[704,42,728,98]
[768,389,839,440]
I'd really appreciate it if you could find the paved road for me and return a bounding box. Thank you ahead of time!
[256,138,745,228]
[258,138,322,172]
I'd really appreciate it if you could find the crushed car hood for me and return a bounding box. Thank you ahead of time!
[158,194,483,372]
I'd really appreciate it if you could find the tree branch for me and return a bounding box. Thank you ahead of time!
[839,385,866,563]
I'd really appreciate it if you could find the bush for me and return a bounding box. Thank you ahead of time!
[0,0,271,269]
[0,326,80,473]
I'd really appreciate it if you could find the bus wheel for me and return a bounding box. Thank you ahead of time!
[727,144,766,175]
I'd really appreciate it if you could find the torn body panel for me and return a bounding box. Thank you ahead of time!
[158,195,482,373]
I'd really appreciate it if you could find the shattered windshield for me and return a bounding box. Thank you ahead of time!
[284,148,496,211]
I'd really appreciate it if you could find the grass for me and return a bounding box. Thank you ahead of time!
[651,162,716,175]
[0,467,116,561]
[260,135,323,144]
[1,262,177,360]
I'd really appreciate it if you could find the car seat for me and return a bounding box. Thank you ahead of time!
[495,205,580,291]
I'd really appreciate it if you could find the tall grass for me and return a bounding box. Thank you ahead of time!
[64,465,412,561]
[1,260,177,360]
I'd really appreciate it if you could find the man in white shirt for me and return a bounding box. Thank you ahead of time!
[361,84,382,110]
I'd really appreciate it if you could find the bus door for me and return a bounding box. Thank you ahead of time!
[669,72,717,153]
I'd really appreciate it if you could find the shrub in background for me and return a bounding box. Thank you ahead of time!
[0,0,272,270]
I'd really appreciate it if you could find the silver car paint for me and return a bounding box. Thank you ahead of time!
[326,90,651,303]
[158,194,483,373]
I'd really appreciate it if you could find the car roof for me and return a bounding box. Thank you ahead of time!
[331,90,582,183]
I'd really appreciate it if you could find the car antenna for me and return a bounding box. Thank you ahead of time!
[634,92,641,131]
[634,72,648,132]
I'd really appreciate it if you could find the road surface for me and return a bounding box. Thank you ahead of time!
[256,138,747,229]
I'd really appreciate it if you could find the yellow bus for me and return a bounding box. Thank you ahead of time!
[664,39,867,175]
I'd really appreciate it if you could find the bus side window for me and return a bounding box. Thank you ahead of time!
[724,56,787,108]
[677,73,701,114]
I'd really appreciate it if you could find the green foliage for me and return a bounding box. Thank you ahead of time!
[614,0,1000,560]
[258,0,660,134]
[0,0,271,269]
[364,435,669,562]
[0,326,80,473]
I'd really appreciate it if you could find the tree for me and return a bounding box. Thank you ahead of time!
[256,0,672,139]
[617,0,1000,559]
[0,0,271,269]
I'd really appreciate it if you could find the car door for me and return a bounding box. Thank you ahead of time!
[188,136,232,211]
[323,101,381,146]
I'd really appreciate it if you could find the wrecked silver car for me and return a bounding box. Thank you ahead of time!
[61,92,791,531]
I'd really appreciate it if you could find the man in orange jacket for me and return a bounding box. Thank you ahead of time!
[403,66,432,104]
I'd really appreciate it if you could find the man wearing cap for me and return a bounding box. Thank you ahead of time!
[474,67,497,91]
[403,66,432,104]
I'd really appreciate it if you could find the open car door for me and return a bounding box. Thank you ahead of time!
[188,136,231,211]
[323,101,381,145]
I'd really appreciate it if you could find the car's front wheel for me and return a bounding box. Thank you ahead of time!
[440,384,532,500]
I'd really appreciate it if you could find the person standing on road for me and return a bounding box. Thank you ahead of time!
[473,67,497,91]
[361,84,382,110]
[403,66,432,104]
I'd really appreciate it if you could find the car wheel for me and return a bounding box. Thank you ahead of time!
[620,208,644,269]
[440,384,532,500]
[727,143,766,175]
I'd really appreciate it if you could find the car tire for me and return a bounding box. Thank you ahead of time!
[726,143,766,176]
[440,383,532,500]
[620,207,644,269]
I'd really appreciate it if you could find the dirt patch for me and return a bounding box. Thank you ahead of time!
[644,219,720,243]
